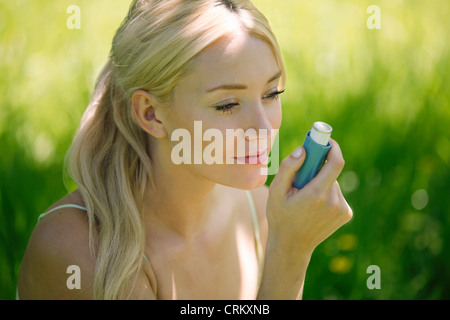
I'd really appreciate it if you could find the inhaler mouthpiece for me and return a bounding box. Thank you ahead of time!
[310,121,332,146]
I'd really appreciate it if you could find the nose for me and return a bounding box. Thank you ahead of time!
[244,102,274,142]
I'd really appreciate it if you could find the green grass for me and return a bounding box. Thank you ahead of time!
[1,0,449,299]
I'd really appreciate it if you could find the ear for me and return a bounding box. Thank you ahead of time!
[132,90,167,139]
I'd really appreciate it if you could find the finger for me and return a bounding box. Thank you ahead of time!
[269,146,306,197]
[308,138,345,191]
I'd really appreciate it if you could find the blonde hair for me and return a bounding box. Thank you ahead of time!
[67,0,285,299]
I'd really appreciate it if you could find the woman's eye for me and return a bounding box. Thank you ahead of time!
[263,89,285,100]
[215,103,238,115]
[213,90,284,115]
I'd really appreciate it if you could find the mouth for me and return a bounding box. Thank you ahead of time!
[233,149,269,165]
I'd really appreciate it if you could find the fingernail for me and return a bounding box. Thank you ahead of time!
[291,146,303,158]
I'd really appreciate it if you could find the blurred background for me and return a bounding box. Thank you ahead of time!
[1,0,449,299]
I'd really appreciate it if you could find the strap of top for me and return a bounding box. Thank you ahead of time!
[244,190,263,288]
[38,204,87,221]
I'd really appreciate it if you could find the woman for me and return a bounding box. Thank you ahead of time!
[18,0,352,299]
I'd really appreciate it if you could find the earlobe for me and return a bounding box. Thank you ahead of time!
[132,90,167,139]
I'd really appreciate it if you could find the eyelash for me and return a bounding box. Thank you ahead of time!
[264,89,285,100]
[215,89,285,115]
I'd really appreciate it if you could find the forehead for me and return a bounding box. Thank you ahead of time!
[177,30,280,93]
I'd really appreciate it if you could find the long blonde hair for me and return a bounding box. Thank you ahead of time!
[67,0,285,299]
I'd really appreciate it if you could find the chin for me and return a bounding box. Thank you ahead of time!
[221,164,269,190]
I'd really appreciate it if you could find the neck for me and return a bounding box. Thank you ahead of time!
[142,141,221,239]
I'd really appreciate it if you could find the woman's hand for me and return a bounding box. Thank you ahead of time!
[257,138,353,299]
[267,138,353,258]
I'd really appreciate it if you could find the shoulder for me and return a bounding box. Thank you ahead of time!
[18,193,95,299]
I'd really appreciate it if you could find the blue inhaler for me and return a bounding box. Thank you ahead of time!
[292,121,332,189]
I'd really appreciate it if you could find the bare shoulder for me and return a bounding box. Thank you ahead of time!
[18,192,95,299]
[248,184,269,246]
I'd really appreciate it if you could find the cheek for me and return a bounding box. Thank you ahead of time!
[163,107,213,150]
[169,133,269,190]
[162,107,195,135]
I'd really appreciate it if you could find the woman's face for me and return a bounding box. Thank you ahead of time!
[161,29,283,190]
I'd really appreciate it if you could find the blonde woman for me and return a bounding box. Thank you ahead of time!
[18,0,352,300]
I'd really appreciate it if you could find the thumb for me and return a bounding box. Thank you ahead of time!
[270,146,306,197]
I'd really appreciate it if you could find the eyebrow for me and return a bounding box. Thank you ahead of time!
[206,70,282,93]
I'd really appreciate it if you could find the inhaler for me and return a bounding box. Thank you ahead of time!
[292,121,332,189]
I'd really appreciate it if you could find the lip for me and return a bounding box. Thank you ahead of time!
[234,149,268,165]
